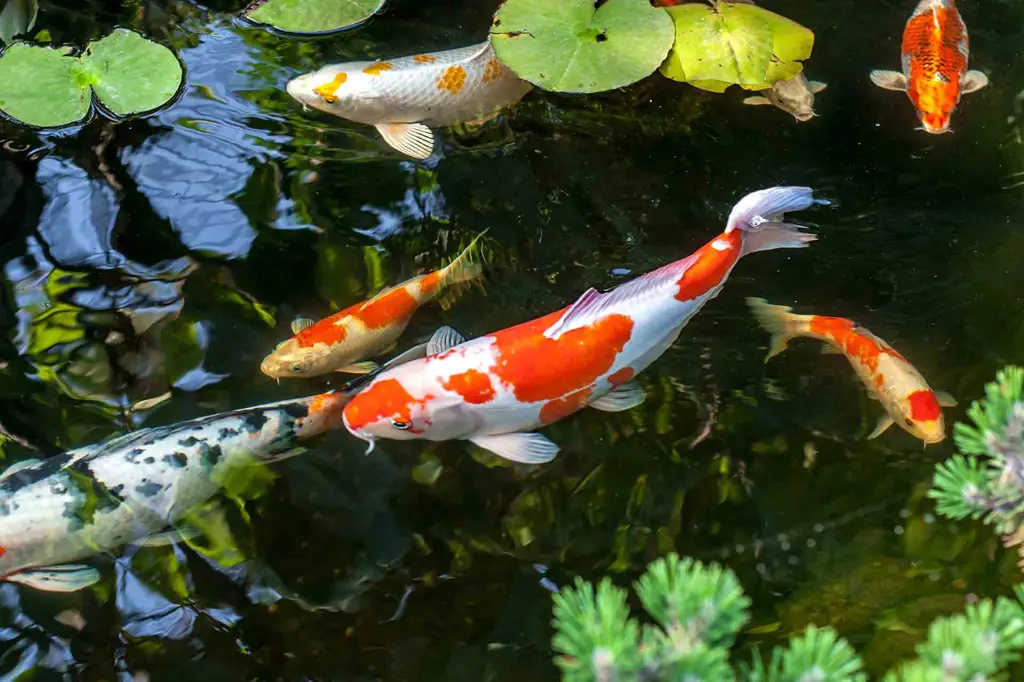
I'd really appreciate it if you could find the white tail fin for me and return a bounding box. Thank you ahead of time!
[725,186,828,256]
[438,229,489,287]
[745,297,813,361]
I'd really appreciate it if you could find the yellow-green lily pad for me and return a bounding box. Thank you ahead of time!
[83,29,183,117]
[660,2,814,93]
[490,0,675,94]
[243,0,386,34]
[0,44,90,127]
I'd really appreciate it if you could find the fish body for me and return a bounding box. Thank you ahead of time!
[743,73,827,122]
[286,41,533,159]
[0,390,353,591]
[342,187,828,464]
[746,298,955,444]
[869,0,988,133]
[261,233,486,379]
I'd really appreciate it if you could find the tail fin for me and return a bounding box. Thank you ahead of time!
[726,186,829,256]
[438,229,489,287]
[745,297,812,362]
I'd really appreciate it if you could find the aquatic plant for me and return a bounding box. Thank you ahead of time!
[0,28,183,127]
[930,367,1024,565]
[0,0,37,44]
[551,552,1024,681]
[242,0,386,34]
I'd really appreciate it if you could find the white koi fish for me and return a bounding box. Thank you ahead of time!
[341,187,829,464]
[286,41,533,159]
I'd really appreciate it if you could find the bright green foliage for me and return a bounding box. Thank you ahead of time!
[659,2,815,93]
[0,28,182,127]
[0,0,38,45]
[551,552,1024,681]
[243,0,386,34]
[490,0,675,94]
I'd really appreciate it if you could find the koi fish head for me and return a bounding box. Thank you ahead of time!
[769,75,825,122]
[909,81,958,134]
[897,389,947,444]
[260,338,335,379]
[286,64,391,122]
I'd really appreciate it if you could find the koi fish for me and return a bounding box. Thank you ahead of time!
[0,384,375,592]
[746,298,956,444]
[869,0,988,134]
[286,41,533,159]
[260,232,486,380]
[341,187,829,464]
[743,73,828,122]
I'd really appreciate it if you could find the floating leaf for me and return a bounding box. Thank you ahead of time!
[659,2,814,93]
[490,0,675,94]
[243,0,386,34]
[82,28,183,117]
[0,0,38,45]
[0,28,182,128]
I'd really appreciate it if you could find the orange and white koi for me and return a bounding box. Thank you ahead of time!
[870,0,988,134]
[746,298,956,444]
[286,41,532,159]
[340,187,829,464]
[261,233,486,379]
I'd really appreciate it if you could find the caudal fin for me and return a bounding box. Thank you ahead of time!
[438,229,489,287]
[726,186,829,256]
[745,297,812,362]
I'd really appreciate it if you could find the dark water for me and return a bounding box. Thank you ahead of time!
[1,0,1023,678]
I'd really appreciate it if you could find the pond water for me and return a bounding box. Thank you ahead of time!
[1,0,1024,678]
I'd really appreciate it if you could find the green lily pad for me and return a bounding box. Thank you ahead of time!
[243,0,386,34]
[490,0,675,94]
[0,28,182,128]
[659,2,814,93]
[0,0,38,45]
[82,29,183,117]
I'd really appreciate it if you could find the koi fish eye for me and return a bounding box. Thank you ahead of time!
[904,418,915,427]
[290,361,308,374]
[391,419,411,430]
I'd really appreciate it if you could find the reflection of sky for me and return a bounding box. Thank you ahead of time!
[36,156,121,269]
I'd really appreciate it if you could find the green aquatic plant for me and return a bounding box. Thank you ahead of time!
[0,28,183,127]
[242,0,385,34]
[659,2,815,93]
[930,367,1024,564]
[551,552,1024,681]
[489,0,675,94]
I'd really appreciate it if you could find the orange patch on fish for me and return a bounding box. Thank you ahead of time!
[354,286,419,330]
[413,54,438,64]
[539,388,593,424]
[608,367,634,387]
[437,66,467,95]
[482,59,504,84]
[314,72,348,104]
[296,314,349,348]
[874,373,885,388]
[808,316,906,373]
[902,4,968,129]
[675,231,742,302]
[909,390,942,422]
[0,546,6,559]
[489,310,634,403]
[363,62,393,77]
[442,369,496,404]
[344,379,422,431]
[418,271,443,296]
[307,392,348,423]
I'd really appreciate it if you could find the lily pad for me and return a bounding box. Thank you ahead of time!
[0,28,182,128]
[243,0,386,34]
[659,2,814,93]
[490,0,675,94]
[0,0,38,45]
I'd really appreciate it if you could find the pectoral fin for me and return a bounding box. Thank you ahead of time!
[135,526,202,548]
[820,344,843,355]
[935,391,957,408]
[291,317,316,334]
[869,69,908,91]
[6,565,100,592]
[961,70,989,94]
[376,123,434,160]
[469,432,559,464]
[867,414,894,439]
[809,80,828,93]
[426,326,467,355]
[743,96,773,106]
[0,458,43,479]
[589,381,646,412]
[382,343,429,369]
[336,361,379,374]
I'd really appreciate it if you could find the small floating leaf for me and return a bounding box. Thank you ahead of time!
[0,0,38,45]
[659,2,814,93]
[490,0,675,94]
[243,0,386,34]
[0,44,90,127]
[82,28,183,117]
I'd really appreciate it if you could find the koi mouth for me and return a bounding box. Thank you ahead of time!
[344,424,376,455]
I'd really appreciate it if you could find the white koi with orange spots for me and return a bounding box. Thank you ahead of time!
[286,41,533,159]
[342,187,829,464]
[746,298,956,444]
[261,232,486,379]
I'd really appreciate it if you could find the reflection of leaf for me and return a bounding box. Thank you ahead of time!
[0,0,38,45]
[243,0,386,35]
[659,2,814,93]
[490,0,675,94]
